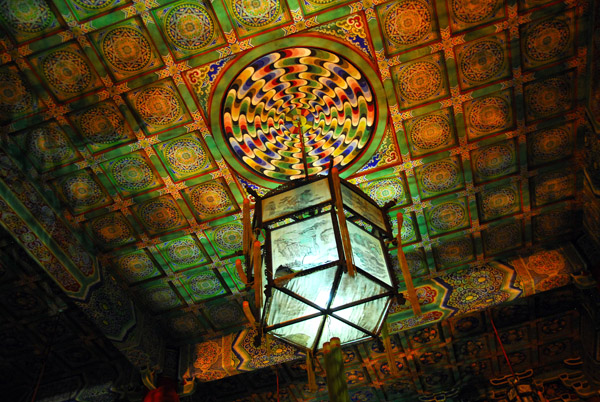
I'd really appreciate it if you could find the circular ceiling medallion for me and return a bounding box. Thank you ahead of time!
[525,19,570,62]
[451,0,497,24]
[211,37,387,185]
[384,0,432,46]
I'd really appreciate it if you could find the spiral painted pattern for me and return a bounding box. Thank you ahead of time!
[221,47,377,181]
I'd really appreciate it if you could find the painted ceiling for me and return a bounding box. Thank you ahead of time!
[0,0,598,396]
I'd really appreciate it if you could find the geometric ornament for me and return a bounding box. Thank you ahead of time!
[28,42,103,101]
[425,197,470,236]
[470,139,518,184]
[524,72,574,122]
[435,262,521,315]
[181,269,226,302]
[464,89,514,141]
[360,176,408,207]
[204,221,243,258]
[482,222,522,256]
[127,79,191,135]
[404,108,457,157]
[87,211,137,249]
[103,27,152,71]
[219,47,378,181]
[231,0,280,27]
[448,0,504,33]
[102,151,162,197]
[43,51,92,93]
[226,0,290,38]
[68,0,127,20]
[153,1,225,60]
[531,170,576,207]
[22,122,80,171]
[154,133,214,181]
[392,52,449,109]
[455,32,510,90]
[55,169,111,214]
[0,0,60,43]
[114,250,161,284]
[183,179,238,221]
[433,235,475,270]
[521,10,575,70]
[131,195,188,236]
[92,18,163,81]
[0,66,39,121]
[477,182,520,222]
[377,0,439,55]
[156,235,208,272]
[68,101,133,152]
[415,156,464,199]
[527,122,574,167]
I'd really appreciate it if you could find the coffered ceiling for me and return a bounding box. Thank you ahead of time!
[0,0,596,383]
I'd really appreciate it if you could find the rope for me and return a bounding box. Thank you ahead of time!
[490,314,516,378]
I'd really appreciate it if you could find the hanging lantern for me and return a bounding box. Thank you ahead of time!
[239,166,406,352]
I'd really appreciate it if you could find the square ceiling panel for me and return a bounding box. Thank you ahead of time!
[89,17,164,82]
[403,107,458,158]
[28,41,104,101]
[152,0,226,61]
[125,78,193,135]
[376,0,441,56]
[391,51,450,110]
[156,234,210,273]
[101,150,164,198]
[67,99,136,153]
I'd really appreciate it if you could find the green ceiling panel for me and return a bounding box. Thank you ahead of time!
[203,220,243,259]
[0,0,62,44]
[64,0,131,21]
[152,0,226,61]
[153,132,216,181]
[156,234,210,272]
[425,195,471,237]
[463,88,515,142]
[101,150,164,197]
[53,168,113,215]
[130,194,189,236]
[28,41,104,101]
[113,249,163,284]
[89,17,164,82]
[67,99,136,153]
[403,107,458,158]
[125,78,192,135]
[414,155,465,199]
[470,138,519,184]
[476,181,521,223]
[177,267,227,303]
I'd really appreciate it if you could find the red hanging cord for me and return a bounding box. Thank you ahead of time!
[275,365,280,402]
[490,313,516,378]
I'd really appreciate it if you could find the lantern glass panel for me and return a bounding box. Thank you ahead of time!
[262,178,331,223]
[331,271,386,308]
[271,316,324,349]
[280,266,338,309]
[271,213,338,276]
[341,183,386,230]
[334,297,389,333]
[267,289,320,327]
[320,315,369,345]
[347,221,391,285]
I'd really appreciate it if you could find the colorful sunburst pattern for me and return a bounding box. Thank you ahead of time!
[218,46,382,181]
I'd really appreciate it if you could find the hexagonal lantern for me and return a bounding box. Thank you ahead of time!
[239,168,404,353]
